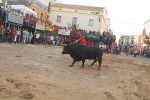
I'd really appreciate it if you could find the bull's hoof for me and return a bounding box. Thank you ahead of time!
[80,66,84,69]
[69,65,73,67]
[97,68,100,70]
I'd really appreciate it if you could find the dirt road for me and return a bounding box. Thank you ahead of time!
[0,43,150,100]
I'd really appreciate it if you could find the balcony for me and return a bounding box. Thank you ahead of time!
[7,12,23,24]
[0,10,23,25]
[143,36,150,44]
[23,16,36,28]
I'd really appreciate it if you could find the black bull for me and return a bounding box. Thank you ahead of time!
[62,44,103,70]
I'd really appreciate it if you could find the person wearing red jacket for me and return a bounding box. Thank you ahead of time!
[87,41,91,46]
[74,34,86,45]
[12,27,17,44]
[90,42,94,46]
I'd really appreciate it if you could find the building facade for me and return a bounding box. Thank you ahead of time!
[144,18,150,37]
[118,35,130,46]
[7,0,48,21]
[40,0,62,5]
[106,17,111,31]
[29,3,47,21]
[49,3,107,33]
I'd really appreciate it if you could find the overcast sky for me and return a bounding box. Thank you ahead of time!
[62,0,150,37]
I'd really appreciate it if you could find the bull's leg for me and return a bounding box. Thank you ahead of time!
[91,58,97,66]
[69,60,76,67]
[97,57,102,70]
[81,59,85,67]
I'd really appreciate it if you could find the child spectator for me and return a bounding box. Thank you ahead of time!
[29,32,33,44]
[46,35,51,47]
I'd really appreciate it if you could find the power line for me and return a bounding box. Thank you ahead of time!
[111,20,144,25]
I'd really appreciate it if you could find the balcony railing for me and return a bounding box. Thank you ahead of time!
[143,36,150,44]
[7,12,23,24]
[0,10,23,25]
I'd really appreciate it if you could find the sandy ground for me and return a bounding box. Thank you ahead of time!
[0,43,150,100]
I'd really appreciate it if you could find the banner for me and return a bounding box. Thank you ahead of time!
[46,27,53,32]
[58,29,70,36]
[36,21,45,30]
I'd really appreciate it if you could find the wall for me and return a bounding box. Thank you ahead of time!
[37,0,62,6]
[144,19,150,36]
[50,7,106,33]
[29,4,47,21]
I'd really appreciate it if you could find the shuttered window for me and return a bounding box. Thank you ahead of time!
[88,19,94,27]
[56,16,61,23]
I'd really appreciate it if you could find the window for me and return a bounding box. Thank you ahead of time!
[75,10,78,12]
[47,15,49,20]
[40,13,43,20]
[72,17,77,28]
[88,19,94,27]
[56,16,61,23]
[32,9,35,12]
[95,12,99,14]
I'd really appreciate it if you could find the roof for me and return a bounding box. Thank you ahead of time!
[10,5,37,17]
[144,18,150,25]
[51,3,105,11]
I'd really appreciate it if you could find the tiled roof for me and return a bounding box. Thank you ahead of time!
[51,3,105,11]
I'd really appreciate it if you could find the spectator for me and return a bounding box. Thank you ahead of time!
[0,25,4,42]
[16,29,21,44]
[50,35,54,45]
[26,29,30,43]
[29,32,33,44]
[56,36,60,46]
[22,29,26,44]
[7,6,11,11]
[133,49,138,57]
[35,32,40,45]
[87,41,91,46]
[4,27,10,43]
[12,27,17,44]
[74,34,86,45]
[46,35,51,46]
[0,4,4,21]
[90,42,94,46]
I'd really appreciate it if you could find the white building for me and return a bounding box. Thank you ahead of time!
[118,35,131,46]
[38,0,62,6]
[106,17,111,31]
[49,3,107,33]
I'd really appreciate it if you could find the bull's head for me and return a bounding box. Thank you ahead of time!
[62,44,70,54]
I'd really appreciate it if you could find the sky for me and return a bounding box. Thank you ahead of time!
[62,0,150,37]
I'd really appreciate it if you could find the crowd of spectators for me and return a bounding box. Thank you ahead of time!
[0,3,23,19]
[0,3,116,54]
